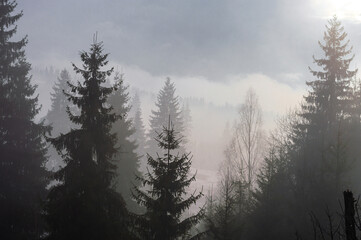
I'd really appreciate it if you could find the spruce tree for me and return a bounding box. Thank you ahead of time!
[204,166,238,240]
[46,69,73,136]
[44,41,129,239]
[108,72,142,212]
[129,92,147,172]
[263,16,358,239]
[242,111,301,240]
[304,15,356,129]
[0,1,48,238]
[45,69,74,170]
[133,120,204,240]
[295,16,357,210]
[247,138,294,240]
[147,78,185,156]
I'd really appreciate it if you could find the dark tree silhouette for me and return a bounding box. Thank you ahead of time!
[293,15,357,219]
[301,190,357,240]
[344,190,357,240]
[44,41,130,239]
[304,16,356,130]
[108,72,142,212]
[133,119,204,240]
[248,133,294,240]
[205,166,238,240]
[246,16,358,240]
[0,1,49,238]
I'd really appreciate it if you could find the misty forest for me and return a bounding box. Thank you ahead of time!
[5,0,361,239]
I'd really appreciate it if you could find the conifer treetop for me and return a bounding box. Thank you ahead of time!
[45,40,130,239]
[64,42,118,129]
[303,15,357,127]
[310,15,357,80]
[133,120,204,239]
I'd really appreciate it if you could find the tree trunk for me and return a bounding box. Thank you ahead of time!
[344,190,357,240]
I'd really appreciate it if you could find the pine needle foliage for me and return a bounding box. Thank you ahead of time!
[108,72,142,212]
[0,1,49,238]
[133,120,204,240]
[147,78,185,156]
[44,41,130,240]
[303,15,357,131]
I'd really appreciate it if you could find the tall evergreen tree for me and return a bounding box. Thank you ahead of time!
[305,16,356,130]
[44,41,129,239]
[242,110,302,240]
[294,16,357,212]
[249,16,359,240]
[0,1,49,238]
[129,92,147,172]
[247,135,294,240]
[147,78,185,156]
[46,69,73,136]
[108,72,142,212]
[204,165,238,240]
[45,69,74,170]
[133,120,204,240]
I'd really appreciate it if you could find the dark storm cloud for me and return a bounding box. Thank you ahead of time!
[16,0,361,83]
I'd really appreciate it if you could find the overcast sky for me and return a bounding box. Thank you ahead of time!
[15,0,361,117]
[12,0,361,175]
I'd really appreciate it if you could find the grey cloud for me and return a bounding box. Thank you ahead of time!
[16,0,361,84]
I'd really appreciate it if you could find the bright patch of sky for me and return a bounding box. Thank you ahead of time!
[311,0,361,22]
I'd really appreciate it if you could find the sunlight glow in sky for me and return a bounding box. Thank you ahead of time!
[312,0,361,22]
